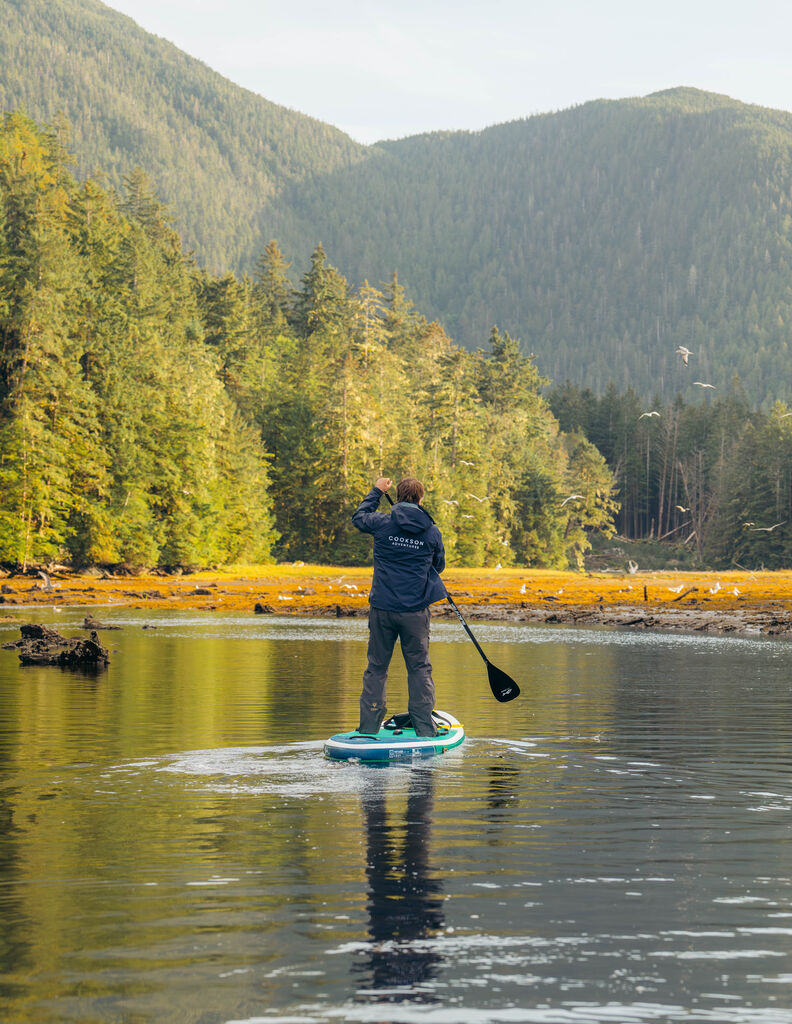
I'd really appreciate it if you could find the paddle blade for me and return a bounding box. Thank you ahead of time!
[487,661,520,702]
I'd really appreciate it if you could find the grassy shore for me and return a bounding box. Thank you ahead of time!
[2,564,792,636]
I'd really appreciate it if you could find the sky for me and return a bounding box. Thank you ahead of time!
[107,0,792,144]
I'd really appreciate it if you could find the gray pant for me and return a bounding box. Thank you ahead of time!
[359,606,437,736]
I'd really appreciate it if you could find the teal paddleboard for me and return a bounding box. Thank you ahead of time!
[324,710,464,762]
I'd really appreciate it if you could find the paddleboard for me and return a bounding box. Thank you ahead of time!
[324,710,465,762]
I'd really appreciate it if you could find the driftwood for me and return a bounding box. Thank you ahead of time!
[1,623,109,669]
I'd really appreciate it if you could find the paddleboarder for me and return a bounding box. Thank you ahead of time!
[352,476,446,737]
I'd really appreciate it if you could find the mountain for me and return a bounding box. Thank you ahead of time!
[286,88,792,405]
[4,0,792,404]
[0,0,367,270]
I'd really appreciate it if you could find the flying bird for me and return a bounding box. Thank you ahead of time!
[466,493,489,502]
[459,459,475,466]
[442,499,459,505]
[639,411,660,419]
[693,382,715,389]
[676,345,692,365]
[675,504,690,513]
[560,494,584,506]
[750,522,786,532]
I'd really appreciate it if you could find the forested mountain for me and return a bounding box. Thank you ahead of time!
[292,89,792,407]
[4,0,792,404]
[0,0,367,270]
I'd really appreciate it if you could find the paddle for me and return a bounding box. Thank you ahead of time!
[382,490,520,702]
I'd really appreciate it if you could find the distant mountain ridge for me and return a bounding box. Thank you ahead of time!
[0,0,367,269]
[3,0,792,403]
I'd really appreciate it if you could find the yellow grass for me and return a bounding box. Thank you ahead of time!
[2,564,792,614]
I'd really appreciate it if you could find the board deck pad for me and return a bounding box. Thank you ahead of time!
[323,710,464,762]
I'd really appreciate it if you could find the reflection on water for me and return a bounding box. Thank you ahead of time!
[356,767,444,1004]
[1,609,792,1022]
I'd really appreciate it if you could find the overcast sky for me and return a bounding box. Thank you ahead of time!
[107,0,792,144]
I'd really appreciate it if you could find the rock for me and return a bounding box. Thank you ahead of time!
[82,615,121,630]
[254,603,275,614]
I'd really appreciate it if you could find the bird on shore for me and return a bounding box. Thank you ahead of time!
[693,381,715,389]
[676,345,692,365]
[560,494,584,506]
[639,411,660,419]
[750,522,786,532]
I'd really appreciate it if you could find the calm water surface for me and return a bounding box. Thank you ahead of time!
[1,608,792,1023]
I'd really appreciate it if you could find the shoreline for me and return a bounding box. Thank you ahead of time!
[2,564,792,639]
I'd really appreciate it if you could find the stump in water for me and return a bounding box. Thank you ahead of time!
[1,623,110,669]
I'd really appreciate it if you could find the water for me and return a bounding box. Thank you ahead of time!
[1,608,792,1023]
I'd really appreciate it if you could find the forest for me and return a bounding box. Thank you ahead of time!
[5,0,792,406]
[550,380,792,569]
[0,113,617,572]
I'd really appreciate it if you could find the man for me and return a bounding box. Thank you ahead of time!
[352,476,446,737]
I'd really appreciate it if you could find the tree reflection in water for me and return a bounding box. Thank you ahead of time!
[355,766,445,1004]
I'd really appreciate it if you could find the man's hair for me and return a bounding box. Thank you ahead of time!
[396,477,424,504]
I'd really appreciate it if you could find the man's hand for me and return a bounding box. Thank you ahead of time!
[375,477,392,493]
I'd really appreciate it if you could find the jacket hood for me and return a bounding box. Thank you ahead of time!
[391,501,435,534]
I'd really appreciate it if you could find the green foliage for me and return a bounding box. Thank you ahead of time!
[549,379,792,569]
[0,113,277,567]
[0,113,620,570]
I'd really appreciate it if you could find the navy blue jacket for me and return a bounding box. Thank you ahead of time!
[352,488,446,612]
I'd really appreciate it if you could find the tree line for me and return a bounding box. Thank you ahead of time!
[0,112,617,571]
[549,380,792,569]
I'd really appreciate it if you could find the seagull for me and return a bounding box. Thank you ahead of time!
[750,522,786,532]
[676,505,690,513]
[693,382,715,389]
[459,459,475,466]
[639,411,660,419]
[742,522,755,528]
[668,584,685,593]
[340,583,359,590]
[627,559,639,574]
[709,582,721,594]
[461,514,474,519]
[520,583,527,594]
[442,499,459,505]
[676,345,692,365]
[732,587,740,596]
[560,494,584,506]
[467,493,489,502]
